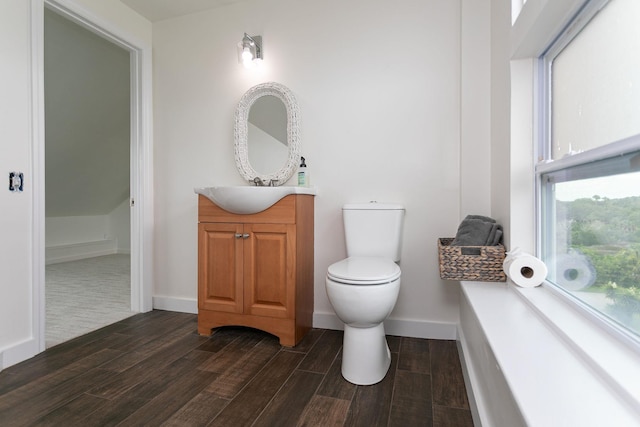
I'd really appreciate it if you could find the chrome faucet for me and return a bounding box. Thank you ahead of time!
[252,177,279,186]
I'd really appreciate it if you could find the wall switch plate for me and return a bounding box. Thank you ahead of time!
[9,172,24,192]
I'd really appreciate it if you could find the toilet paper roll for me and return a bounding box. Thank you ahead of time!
[503,247,523,268]
[503,253,548,288]
[553,252,596,291]
[502,247,528,276]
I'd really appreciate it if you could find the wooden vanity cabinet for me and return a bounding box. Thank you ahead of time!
[197,194,314,346]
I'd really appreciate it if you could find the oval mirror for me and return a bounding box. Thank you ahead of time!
[234,82,300,186]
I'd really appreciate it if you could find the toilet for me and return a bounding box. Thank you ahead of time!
[326,202,405,385]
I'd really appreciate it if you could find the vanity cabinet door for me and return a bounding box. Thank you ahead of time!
[243,223,296,319]
[198,223,244,314]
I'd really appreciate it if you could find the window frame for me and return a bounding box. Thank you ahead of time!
[535,0,640,347]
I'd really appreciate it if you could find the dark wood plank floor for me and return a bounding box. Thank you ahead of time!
[0,310,474,427]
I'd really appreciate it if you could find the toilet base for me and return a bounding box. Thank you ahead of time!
[341,323,391,385]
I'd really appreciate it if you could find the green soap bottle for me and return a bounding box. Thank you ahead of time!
[298,156,309,187]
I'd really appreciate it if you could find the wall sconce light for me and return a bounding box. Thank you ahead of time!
[237,33,263,68]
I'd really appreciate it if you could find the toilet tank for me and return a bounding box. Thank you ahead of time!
[343,202,405,261]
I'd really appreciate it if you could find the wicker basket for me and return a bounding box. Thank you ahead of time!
[438,238,506,282]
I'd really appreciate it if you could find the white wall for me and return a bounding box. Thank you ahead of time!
[152,0,493,337]
[46,215,111,264]
[492,0,517,250]
[110,198,131,253]
[0,0,151,370]
[0,0,35,367]
[45,198,131,263]
[1,0,498,369]
[46,215,110,248]
[461,0,492,218]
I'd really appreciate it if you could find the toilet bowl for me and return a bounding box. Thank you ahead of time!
[325,202,405,385]
[326,256,401,385]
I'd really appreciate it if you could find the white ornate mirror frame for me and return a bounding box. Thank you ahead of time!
[234,82,300,185]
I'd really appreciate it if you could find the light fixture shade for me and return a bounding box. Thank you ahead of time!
[237,33,262,68]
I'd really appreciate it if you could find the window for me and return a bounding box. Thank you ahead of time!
[538,0,640,338]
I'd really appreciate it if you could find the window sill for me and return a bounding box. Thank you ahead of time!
[460,281,640,426]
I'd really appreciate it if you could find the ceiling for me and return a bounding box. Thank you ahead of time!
[120,0,243,22]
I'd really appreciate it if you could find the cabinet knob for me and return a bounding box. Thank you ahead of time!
[235,233,242,239]
[242,233,250,239]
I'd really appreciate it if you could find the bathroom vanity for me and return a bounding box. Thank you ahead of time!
[197,193,314,346]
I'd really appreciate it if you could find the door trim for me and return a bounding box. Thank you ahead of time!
[31,0,154,352]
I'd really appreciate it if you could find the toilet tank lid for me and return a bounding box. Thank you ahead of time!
[343,202,404,210]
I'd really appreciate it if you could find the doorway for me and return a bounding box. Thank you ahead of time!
[32,0,153,353]
[43,7,133,347]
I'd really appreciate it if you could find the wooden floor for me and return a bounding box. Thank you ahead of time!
[0,310,474,427]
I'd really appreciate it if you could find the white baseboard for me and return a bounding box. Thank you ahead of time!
[0,337,39,371]
[312,311,345,330]
[149,301,458,340]
[152,295,198,314]
[45,240,117,265]
[312,311,458,340]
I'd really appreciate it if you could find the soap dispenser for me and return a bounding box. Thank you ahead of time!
[298,156,309,187]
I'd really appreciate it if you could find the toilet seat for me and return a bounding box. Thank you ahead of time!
[327,256,401,285]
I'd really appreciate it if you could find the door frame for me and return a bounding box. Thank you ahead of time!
[31,0,154,352]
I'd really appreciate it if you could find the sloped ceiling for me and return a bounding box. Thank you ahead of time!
[44,9,130,217]
[121,0,244,22]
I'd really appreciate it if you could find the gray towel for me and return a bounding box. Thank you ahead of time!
[465,215,496,224]
[451,215,503,246]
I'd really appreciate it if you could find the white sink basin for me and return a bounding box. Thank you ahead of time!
[195,186,316,214]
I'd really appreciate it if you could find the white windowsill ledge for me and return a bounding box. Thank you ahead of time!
[461,281,640,426]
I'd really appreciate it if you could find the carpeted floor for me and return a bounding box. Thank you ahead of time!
[45,254,136,348]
